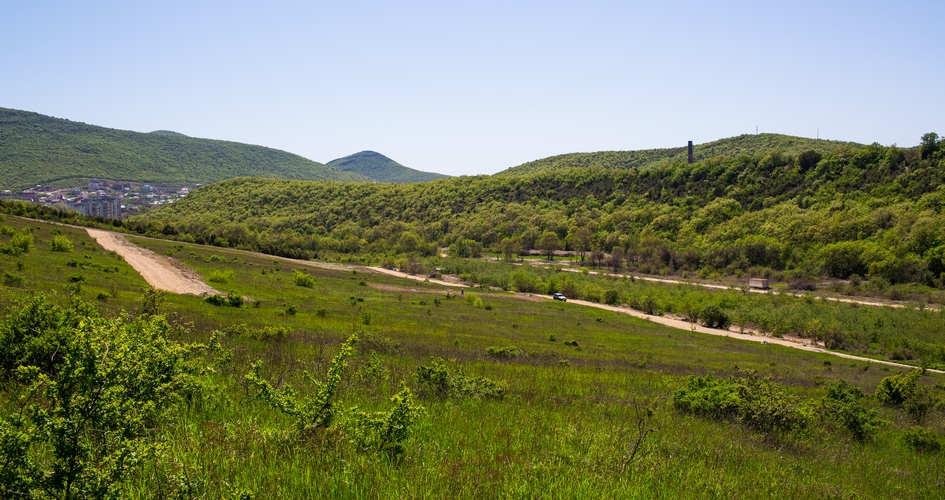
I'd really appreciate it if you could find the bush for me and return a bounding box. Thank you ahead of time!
[876,370,917,406]
[207,269,234,284]
[2,272,23,287]
[205,294,226,306]
[604,289,622,305]
[902,426,941,453]
[346,383,424,456]
[486,346,519,358]
[673,370,811,434]
[49,234,74,252]
[700,304,731,329]
[0,231,34,256]
[875,370,934,422]
[246,334,358,432]
[293,270,317,288]
[820,381,882,441]
[0,295,210,497]
[465,293,484,308]
[415,358,507,400]
[227,291,244,307]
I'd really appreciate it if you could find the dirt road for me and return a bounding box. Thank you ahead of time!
[86,229,219,296]
[361,266,943,374]
[75,224,939,373]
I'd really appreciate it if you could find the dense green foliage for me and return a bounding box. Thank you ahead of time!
[500,133,864,175]
[134,135,945,288]
[327,150,449,183]
[0,107,369,189]
[672,369,812,434]
[0,295,211,498]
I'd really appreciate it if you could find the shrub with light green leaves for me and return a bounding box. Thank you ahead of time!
[673,369,811,435]
[49,234,74,252]
[0,294,211,498]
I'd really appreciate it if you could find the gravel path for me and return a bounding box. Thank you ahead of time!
[86,228,219,296]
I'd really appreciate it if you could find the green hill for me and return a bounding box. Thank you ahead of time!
[127,133,945,288]
[501,134,865,175]
[326,150,449,183]
[0,107,369,189]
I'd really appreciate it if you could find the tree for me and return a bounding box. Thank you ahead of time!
[537,231,561,261]
[920,132,940,160]
[609,247,625,272]
[499,236,522,261]
[798,150,822,172]
[590,248,606,268]
[570,227,593,262]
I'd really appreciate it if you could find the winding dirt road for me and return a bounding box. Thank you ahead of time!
[363,266,944,374]
[75,223,940,373]
[86,229,219,296]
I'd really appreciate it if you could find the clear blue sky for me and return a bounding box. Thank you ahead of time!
[2,1,943,176]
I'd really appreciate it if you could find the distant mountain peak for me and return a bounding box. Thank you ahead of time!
[326,151,449,183]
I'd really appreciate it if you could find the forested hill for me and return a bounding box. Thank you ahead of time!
[501,134,864,175]
[0,107,370,189]
[132,134,945,286]
[326,151,449,183]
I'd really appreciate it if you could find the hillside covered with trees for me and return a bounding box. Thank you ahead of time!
[129,134,945,288]
[0,107,369,189]
[501,134,864,176]
[326,150,449,183]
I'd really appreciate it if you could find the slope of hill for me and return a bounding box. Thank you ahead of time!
[0,107,370,189]
[129,135,945,289]
[326,150,449,183]
[500,134,865,175]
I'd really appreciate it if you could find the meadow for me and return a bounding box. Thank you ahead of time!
[1,216,943,498]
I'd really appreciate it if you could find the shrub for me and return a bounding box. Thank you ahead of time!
[465,293,483,308]
[604,289,622,305]
[293,270,317,288]
[875,370,935,421]
[49,234,74,252]
[227,291,244,307]
[0,295,210,498]
[0,231,34,256]
[902,426,941,453]
[487,346,519,358]
[246,334,358,432]
[207,269,234,284]
[700,304,731,329]
[415,358,507,400]
[2,272,23,287]
[820,381,882,441]
[673,370,811,434]
[249,325,290,341]
[346,383,424,456]
[358,331,400,354]
[205,294,226,306]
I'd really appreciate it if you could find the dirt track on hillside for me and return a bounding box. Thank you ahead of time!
[86,229,219,296]
[73,223,940,373]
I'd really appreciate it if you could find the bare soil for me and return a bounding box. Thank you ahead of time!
[86,228,219,296]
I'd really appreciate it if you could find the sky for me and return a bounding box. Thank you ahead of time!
[2,0,943,176]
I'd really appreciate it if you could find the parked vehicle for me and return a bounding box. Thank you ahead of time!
[552,293,567,301]
[748,278,769,290]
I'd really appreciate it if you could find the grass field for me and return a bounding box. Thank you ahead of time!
[1,216,944,498]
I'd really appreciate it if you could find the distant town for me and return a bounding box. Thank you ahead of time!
[0,179,200,219]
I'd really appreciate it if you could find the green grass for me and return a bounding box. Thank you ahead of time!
[2,221,944,498]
